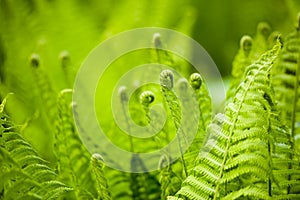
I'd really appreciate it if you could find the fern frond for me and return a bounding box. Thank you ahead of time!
[91,153,112,200]
[0,100,72,199]
[158,155,181,199]
[271,16,300,195]
[30,53,57,123]
[54,89,97,198]
[222,186,269,200]
[189,73,212,130]
[160,69,189,178]
[175,76,211,173]
[170,43,281,200]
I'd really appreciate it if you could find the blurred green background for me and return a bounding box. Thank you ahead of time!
[0,0,299,160]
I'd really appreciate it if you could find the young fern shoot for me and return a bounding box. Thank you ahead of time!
[30,53,57,123]
[54,89,98,199]
[227,35,253,101]
[59,51,75,88]
[160,69,188,178]
[91,153,112,200]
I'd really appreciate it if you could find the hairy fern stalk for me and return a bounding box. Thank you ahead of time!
[1,3,300,199]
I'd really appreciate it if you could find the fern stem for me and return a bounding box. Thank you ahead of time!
[122,102,134,152]
[162,86,188,178]
[287,52,300,194]
[267,124,272,197]
[160,70,188,177]
[152,33,173,64]
[176,128,188,178]
[290,52,300,143]
[265,89,273,197]
[119,86,134,152]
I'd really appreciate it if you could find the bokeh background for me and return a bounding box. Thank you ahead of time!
[0,0,299,160]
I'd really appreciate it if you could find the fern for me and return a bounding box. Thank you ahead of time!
[227,22,274,102]
[0,97,72,199]
[1,2,300,199]
[54,89,98,199]
[188,73,212,151]
[226,35,253,100]
[170,43,281,200]
[189,73,212,131]
[175,74,212,173]
[59,51,75,88]
[30,54,57,123]
[268,101,300,198]
[271,15,300,195]
[91,153,112,200]
[272,18,300,146]
[158,154,182,199]
[160,69,189,178]
[252,22,272,58]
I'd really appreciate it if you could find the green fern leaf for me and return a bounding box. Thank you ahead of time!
[91,153,112,200]
[271,17,300,195]
[170,42,281,200]
[0,99,72,199]
[54,89,98,198]
[158,155,182,199]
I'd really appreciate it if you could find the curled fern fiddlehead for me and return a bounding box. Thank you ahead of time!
[160,69,174,90]
[160,69,188,177]
[189,73,211,132]
[140,91,155,128]
[140,91,155,106]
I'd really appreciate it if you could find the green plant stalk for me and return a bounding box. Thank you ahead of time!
[267,116,272,197]
[287,52,300,194]
[161,86,188,178]
[91,154,112,200]
[290,52,300,147]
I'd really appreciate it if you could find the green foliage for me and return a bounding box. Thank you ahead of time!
[54,89,98,199]
[170,43,281,200]
[0,97,72,199]
[271,18,300,195]
[1,1,300,200]
[91,154,112,200]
